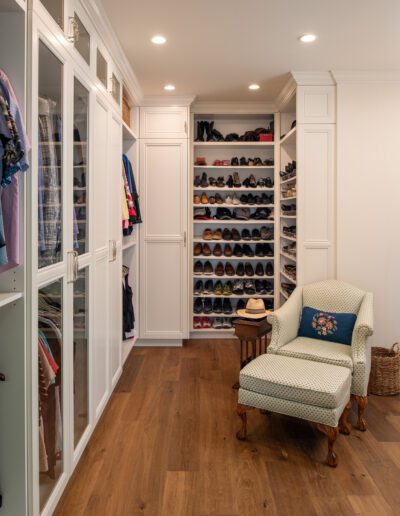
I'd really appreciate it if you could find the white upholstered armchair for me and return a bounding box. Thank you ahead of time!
[267,280,373,430]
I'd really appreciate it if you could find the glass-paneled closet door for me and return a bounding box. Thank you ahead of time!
[72,77,90,449]
[37,39,66,511]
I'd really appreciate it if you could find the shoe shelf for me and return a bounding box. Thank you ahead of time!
[280,234,296,242]
[278,104,298,307]
[280,126,296,146]
[280,269,297,284]
[192,312,240,318]
[194,293,274,299]
[194,255,274,260]
[193,186,274,192]
[194,165,274,169]
[280,176,296,185]
[280,289,289,300]
[280,251,296,262]
[193,238,274,245]
[194,219,275,224]
[192,327,235,333]
[194,204,273,209]
[193,274,274,280]
[192,113,278,334]
[194,142,274,148]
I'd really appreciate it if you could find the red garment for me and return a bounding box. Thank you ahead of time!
[39,337,59,375]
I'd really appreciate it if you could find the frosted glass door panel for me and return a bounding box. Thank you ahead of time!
[73,267,89,448]
[40,0,63,29]
[73,79,89,255]
[38,279,63,510]
[74,13,90,65]
[38,41,63,268]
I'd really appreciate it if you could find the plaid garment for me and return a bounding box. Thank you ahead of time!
[38,99,62,267]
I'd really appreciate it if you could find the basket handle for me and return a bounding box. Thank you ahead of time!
[390,342,400,355]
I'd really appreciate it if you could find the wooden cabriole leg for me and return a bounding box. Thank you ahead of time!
[236,404,254,441]
[339,399,352,435]
[352,394,368,431]
[316,424,339,467]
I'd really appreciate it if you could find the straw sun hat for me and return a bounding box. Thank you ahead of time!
[236,298,271,319]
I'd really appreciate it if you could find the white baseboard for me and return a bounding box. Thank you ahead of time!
[135,338,183,347]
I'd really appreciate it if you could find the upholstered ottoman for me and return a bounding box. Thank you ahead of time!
[236,354,352,467]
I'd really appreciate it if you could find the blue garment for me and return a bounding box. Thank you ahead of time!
[123,154,133,193]
[0,71,30,186]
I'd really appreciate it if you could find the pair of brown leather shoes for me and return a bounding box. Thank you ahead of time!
[194,243,211,256]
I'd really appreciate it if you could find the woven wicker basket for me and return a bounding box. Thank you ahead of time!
[370,343,400,396]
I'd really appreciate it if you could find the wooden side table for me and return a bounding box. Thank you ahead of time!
[232,317,272,389]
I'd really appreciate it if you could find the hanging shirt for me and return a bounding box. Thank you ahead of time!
[0,69,30,269]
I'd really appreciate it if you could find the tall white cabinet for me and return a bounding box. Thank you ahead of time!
[139,106,189,344]
[12,1,131,514]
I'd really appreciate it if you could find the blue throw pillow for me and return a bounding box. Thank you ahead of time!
[298,306,357,346]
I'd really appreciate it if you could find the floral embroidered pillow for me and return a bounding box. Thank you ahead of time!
[298,306,357,345]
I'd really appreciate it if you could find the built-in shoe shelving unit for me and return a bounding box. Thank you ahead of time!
[190,113,277,336]
[279,94,297,302]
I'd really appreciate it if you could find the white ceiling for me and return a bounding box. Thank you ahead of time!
[101,0,400,102]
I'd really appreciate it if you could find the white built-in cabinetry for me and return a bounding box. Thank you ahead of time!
[277,74,336,302]
[139,106,189,344]
[0,0,139,514]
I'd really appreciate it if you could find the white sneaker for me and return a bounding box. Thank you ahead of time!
[222,317,232,329]
[213,317,223,329]
[225,195,233,205]
[232,194,240,205]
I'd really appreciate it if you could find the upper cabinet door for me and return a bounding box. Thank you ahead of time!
[37,40,64,269]
[73,78,90,256]
[140,107,188,139]
[297,86,336,124]
[39,0,64,29]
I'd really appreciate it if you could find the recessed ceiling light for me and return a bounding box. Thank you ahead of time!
[164,84,175,91]
[151,35,166,45]
[299,34,317,43]
[249,84,260,90]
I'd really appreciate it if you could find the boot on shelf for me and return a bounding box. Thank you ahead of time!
[195,121,205,142]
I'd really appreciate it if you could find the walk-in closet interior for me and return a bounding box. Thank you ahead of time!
[0,0,399,514]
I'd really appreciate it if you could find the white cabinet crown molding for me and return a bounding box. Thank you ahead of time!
[275,75,296,112]
[141,95,196,107]
[331,70,400,84]
[80,0,143,105]
[192,101,277,115]
[291,71,335,86]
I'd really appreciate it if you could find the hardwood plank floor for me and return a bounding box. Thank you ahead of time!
[55,340,400,516]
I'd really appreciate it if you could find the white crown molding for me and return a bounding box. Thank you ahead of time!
[275,75,296,112]
[331,70,400,84]
[291,71,335,86]
[191,101,277,115]
[81,0,144,105]
[141,95,196,107]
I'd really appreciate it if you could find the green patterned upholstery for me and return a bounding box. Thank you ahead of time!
[267,280,374,397]
[277,337,353,371]
[238,354,351,427]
